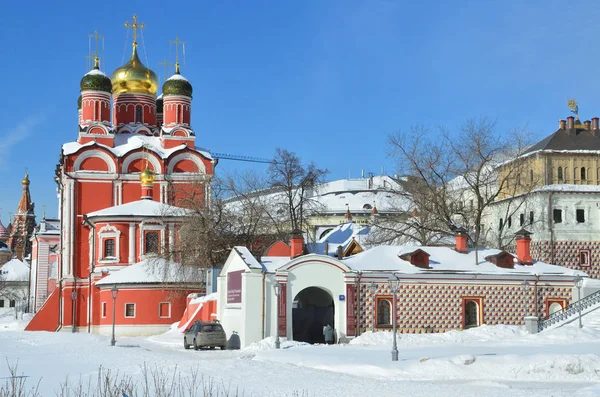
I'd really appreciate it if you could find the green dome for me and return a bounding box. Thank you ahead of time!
[80,60,112,93]
[77,95,82,109]
[162,73,192,97]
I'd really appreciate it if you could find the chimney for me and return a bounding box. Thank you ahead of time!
[515,228,533,265]
[454,227,468,254]
[337,245,343,260]
[592,117,599,130]
[290,229,304,259]
[140,166,155,200]
[567,116,575,129]
[584,120,591,130]
[559,119,566,129]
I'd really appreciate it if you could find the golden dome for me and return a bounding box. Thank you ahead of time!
[140,166,155,185]
[22,173,30,186]
[110,45,158,95]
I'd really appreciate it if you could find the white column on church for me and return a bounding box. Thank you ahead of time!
[129,223,136,264]
[168,223,175,255]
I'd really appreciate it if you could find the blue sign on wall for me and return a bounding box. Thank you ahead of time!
[338,295,345,301]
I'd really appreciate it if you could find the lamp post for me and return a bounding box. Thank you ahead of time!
[273,282,282,349]
[388,275,399,362]
[71,290,77,333]
[368,282,377,332]
[521,280,529,325]
[574,275,584,329]
[110,285,118,346]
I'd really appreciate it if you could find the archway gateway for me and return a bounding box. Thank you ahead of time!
[292,287,334,344]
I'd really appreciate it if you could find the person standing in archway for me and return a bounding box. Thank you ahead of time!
[323,324,334,345]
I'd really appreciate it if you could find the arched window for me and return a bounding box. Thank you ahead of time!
[581,167,586,181]
[136,106,143,123]
[362,204,372,210]
[376,299,391,327]
[558,167,563,181]
[465,300,480,328]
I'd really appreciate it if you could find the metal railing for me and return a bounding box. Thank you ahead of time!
[538,288,600,332]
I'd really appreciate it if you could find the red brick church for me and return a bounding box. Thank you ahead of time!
[26,15,215,335]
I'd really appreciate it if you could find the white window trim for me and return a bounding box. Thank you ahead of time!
[101,302,107,318]
[124,303,136,318]
[98,224,121,264]
[140,221,165,258]
[158,302,171,318]
[579,249,591,267]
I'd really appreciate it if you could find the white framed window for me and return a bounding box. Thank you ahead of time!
[124,303,136,318]
[158,302,171,318]
[98,224,121,263]
[140,221,165,257]
[579,249,591,267]
[101,302,107,318]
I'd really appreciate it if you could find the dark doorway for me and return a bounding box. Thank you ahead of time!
[292,287,334,344]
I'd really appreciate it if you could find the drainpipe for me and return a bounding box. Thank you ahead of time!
[82,215,95,333]
[262,271,266,339]
[534,273,540,319]
[548,193,555,264]
[356,271,362,337]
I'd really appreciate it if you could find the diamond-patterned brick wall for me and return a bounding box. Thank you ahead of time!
[357,281,572,334]
[528,241,600,279]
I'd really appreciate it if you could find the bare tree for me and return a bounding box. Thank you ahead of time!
[268,148,328,233]
[388,118,534,263]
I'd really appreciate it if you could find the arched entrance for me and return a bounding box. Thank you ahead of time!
[292,287,334,344]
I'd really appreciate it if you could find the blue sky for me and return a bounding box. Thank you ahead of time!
[1,0,599,221]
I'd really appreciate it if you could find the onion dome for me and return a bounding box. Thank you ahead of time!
[22,173,30,186]
[140,165,155,185]
[77,95,82,109]
[162,63,192,97]
[111,45,158,95]
[80,57,112,93]
[156,94,163,113]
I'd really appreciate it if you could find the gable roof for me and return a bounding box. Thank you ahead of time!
[0,259,29,281]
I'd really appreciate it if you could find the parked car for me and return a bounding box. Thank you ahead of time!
[184,320,227,350]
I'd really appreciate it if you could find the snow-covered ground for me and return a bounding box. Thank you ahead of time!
[1,312,600,396]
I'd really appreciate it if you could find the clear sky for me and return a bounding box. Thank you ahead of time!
[1,0,598,221]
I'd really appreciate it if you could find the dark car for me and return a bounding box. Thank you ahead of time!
[184,320,227,350]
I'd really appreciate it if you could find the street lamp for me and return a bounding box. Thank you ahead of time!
[71,290,77,333]
[273,282,282,349]
[368,282,377,332]
[388,275,399,362]
[110,285,119,346]
[574,275,584,329]
[521,280,529,324]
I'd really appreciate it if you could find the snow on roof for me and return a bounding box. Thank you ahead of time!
[308,223,371,256]
[86,199,190,218]
[62,133,212,161]
[233,247,263,270]
[342,245,585,277]
[166,74,189,82]
[96,257,202,286]
[85,69,108,76]
[0,259,30,281]
[532,184,600,193]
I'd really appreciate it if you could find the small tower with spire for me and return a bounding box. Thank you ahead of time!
[8,173,36,260]
[344,204,353,224]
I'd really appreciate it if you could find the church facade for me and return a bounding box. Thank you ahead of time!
[26,16,214,335]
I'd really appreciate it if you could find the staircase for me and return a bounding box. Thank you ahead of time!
[538,289,600,332]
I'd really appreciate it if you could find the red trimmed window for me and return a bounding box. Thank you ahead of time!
[125,303,136,318]
[376,297,392,327]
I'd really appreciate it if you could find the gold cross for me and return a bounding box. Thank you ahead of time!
[158,58,173,82]
[89,29,104,57]
[124,14,145,45]
[169,36,185,72]
[84,50,98,70]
